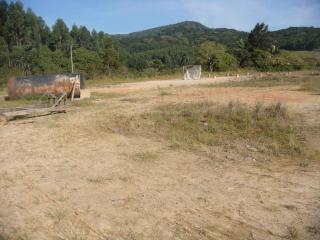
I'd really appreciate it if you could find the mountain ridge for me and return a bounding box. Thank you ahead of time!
[113,21,320,52]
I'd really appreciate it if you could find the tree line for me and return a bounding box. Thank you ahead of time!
[124,22,320,74]
[0,0,319,86]
[0,0,120,84]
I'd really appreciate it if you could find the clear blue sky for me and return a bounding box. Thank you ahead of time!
[21,0,320,34]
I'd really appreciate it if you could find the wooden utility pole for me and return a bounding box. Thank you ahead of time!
[70,44,74,73]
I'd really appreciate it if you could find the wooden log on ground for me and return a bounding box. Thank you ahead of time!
[0,93,68,123]
[1,107,66,122]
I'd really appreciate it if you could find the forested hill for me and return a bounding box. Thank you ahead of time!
[115,21,320,53]
[270,27,320,51]
[114,21,247,52]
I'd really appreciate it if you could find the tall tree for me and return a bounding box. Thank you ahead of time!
[234,38,252,67]
[4,1,25,48]
[0,0,8,36]
[70,24,79,44]
[78,26,91,49]
[51,18,70,51]
[247,22,272,51]
[24,8,41,47]
[38,17,50,46]
[91,29,100,51]
[0,36,10,67]
[70,25,91,48]
[99,35,121,74]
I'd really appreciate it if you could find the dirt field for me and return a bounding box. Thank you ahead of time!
[0,74,320,240]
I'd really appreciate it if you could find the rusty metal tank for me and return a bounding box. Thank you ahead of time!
[7,73,85,99]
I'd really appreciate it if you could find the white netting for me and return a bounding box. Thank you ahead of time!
[183,65,202,80]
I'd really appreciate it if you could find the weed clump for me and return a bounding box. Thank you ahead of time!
[141,102,303,155]
[133,151,159,162]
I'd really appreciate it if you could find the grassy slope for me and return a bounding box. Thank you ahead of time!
[204,72,320,93]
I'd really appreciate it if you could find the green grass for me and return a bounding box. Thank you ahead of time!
[0,90,124,110]
[0,233,9,240]
[158,87,173,96]
[133,151,159,162]
[0,89,36,109]
[204,73,320,93]
[299,74,320,93]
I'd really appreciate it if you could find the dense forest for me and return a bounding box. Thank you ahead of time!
[0,0,319,86]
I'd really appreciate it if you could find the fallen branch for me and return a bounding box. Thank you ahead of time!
[1,107,66,122]
[0,93,68,123]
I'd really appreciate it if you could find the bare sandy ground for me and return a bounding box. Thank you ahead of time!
[0,75,319,239]
[89,75,253,95]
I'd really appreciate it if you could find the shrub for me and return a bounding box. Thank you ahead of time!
[275,51,305,70]
[196,41,238,71]
[251,49,273,70]
[73,48,102,79]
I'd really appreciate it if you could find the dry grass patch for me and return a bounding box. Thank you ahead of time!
[133,151,159,162]
[299,74,320,93]
[55,223,90,240]
[46,208,67,223]
[90,92,124,99]
[285,226,299,240]
[87,72,182,87]
[204,73,320,93]
[85,101,308,157]
[0,89,37,109]
[69,92,124,108]
[87,176,111,184]
[140,102,304,155]
[157,87,173,97]
[0,233,10,240]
